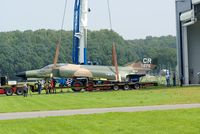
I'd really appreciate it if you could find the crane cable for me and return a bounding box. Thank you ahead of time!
[106,0,113,30]
[59,0,68,43]
[106,0,119,81]
[53,0,68,69]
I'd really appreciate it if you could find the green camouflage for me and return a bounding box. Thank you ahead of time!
[16,63,137,81]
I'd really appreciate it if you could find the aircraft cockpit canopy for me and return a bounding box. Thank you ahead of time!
[41,63,67,69]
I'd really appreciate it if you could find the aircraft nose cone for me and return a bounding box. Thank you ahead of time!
[16,71,26,79]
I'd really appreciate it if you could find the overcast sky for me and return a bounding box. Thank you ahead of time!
[0,0,176,39]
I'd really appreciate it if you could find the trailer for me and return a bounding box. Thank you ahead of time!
[0,76,39,96]
[0,84,24,96]
[0,76,25,96]
[70,80,158,92]
[61,74,158,92]
[0,74,158,96]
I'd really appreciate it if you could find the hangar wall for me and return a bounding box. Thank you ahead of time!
[188,21,200,84]
[176,0,200,85]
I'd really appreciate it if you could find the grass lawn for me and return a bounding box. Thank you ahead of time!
[0,108,199,134]
[0,86,200,113]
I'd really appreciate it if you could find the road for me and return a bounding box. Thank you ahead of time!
[0,103,200,120]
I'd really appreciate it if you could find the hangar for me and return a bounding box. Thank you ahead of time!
[176,0,200,85]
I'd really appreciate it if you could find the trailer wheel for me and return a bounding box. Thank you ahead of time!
[16,88,23,95]
[113,85,119,91]
[34,83,39,91]
[71,81,83,92]
[5,88,13,96]
[29,85,35,92]
[134,83,140,90]
[123,84,130,90]
[86,81,94,91]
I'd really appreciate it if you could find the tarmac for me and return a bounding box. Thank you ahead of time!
[0,103,200,120]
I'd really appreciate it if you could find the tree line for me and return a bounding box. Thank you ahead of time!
[0,29,176,79]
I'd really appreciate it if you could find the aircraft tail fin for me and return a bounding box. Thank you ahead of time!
[112,43,119,81]
[53,41,61,69]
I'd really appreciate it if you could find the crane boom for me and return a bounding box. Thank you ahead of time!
[79,0,88,65]
[72,0,81,64]
[72,0,88,65]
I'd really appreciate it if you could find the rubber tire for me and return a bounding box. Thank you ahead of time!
[123,84,130,90]
[5,88,13,96]
[134,83,140,90]
[16,88,23,95]
[71,81,83,92]
[86,81,94,91]
[34,83,39,92]
[113,85,119,91]
[29,85,35,92]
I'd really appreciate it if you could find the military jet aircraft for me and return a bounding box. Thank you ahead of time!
[16,42,140,81]
[16,63,138,82]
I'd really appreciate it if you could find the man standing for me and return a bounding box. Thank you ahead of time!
[23,83,28,97]
[50,79,56,94]
[166,70,170,86]
[173,72,176,86]
[38,81,42,94]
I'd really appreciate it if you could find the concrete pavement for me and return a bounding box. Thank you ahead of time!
[0,103,200,120]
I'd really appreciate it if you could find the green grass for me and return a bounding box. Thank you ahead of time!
[0,108,200,134]
[0,86,200,113]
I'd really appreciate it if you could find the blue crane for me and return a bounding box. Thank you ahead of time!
[72,0,88,65]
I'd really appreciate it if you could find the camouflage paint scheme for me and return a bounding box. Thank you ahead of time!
[16,63,137,81]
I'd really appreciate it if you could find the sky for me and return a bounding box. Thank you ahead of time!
[0,0,176,39]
